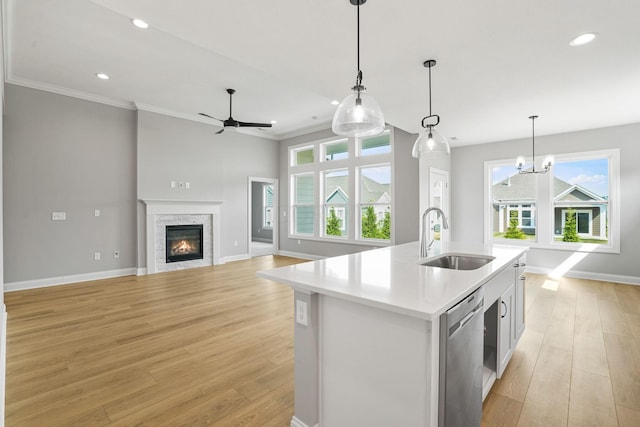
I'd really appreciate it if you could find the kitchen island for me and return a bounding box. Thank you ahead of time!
[258,241,527,427]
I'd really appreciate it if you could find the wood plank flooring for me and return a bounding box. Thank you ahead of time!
[4,256,304,426]
[4,257,640,426]
[483,274,640,427]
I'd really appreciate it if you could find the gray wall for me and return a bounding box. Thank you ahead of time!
[251,181,273,243]
[278,127,419,258]
[3,84,137,283]
[451,122,640,279]
[136,111,279,263]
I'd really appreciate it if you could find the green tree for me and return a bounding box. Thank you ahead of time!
[379,211,391,239]
[326,207,342,236]
[563,209,579,242]
[504,210,526,239]
[361,206,379,238]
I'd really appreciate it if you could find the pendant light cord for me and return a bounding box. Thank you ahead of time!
[530,115,537,172]
[355,1,362,90]
[428,63,432,116]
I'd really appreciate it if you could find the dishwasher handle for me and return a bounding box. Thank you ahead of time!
[448,301,483,339]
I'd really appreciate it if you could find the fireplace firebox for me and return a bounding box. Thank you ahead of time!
[165,224,204,263]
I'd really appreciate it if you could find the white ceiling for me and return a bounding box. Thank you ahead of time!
[4,0,640,145]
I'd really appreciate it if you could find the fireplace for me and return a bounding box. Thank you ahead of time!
[165,224,204,263]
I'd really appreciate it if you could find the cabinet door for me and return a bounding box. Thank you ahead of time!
[497,284,514,378]
[514,274,525,342]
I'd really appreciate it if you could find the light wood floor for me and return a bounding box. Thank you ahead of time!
[4,257,640,426]
[482,273,640,427]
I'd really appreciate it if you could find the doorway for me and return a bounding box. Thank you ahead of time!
[428,167,450,251]
[248,177,278,257]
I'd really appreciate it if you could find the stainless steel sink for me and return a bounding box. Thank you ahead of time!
[420,253,495,270]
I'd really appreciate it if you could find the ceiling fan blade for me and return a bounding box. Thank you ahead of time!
[237,121,273,128]
[215,128,224,134]
[198,112,222,121]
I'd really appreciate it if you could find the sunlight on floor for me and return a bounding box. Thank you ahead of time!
[542,279,560,291]
[549,244,598,279]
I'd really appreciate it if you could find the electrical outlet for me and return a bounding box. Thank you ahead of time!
[94,209,100,217]
[234,240,238,247]
[185,181,191,189]
[94,252,101,261]
[296,300,308,326]
[113,251,119,259]
[171,180,176,188]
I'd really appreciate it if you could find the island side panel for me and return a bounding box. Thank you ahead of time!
[319,294,436,427]
[292,290,320,427]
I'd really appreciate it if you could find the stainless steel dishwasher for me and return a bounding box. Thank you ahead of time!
[438,287,484,427]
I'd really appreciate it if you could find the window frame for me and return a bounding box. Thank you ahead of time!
[484,148,620,253]
[288,129,394,246]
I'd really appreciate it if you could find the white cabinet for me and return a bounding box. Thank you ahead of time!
[498,284,514,377]
[514,257,526,341]
[482,254,526,398]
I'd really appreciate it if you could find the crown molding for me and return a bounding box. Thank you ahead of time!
[6,76,136,109]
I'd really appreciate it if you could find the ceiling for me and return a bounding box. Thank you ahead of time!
[4,0,640,145]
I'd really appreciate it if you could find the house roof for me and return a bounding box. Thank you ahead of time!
[325,175,390,204]
[492,172,606,203]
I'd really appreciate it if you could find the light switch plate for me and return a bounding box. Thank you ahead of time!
[52,212,66,221]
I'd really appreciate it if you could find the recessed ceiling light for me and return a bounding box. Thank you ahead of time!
[96,73,110,80]
[569,32,597,46]
[331,100,339,106]
[270,120,277,124]
[132,18,149,29]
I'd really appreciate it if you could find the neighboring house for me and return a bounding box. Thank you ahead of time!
[492,173,608,239]
[325,175,390,230]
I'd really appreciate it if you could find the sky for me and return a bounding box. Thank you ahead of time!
[492,158,609,197]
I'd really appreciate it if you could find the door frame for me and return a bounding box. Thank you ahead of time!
[428,167,450,244]
[247,176,279,257]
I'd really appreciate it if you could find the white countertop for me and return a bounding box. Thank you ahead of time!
[258,241,528,320]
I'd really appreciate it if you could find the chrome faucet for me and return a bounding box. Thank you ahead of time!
[420,207,449,257]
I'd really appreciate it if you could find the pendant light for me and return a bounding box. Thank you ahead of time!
[516,115,552,174]
[412,59,450,158]
[332,0,385,138]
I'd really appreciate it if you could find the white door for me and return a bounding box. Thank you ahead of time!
[428,168,450,250]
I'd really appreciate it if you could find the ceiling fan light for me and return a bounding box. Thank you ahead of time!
[411,127,450,158]
[332,90,385,137]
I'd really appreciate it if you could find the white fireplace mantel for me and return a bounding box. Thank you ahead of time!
[141,199,222,274]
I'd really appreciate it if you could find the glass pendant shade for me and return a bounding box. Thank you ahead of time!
[332,89,385,137]
[411,127,450,158]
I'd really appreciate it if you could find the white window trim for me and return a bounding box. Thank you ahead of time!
[484,148,620,253]
[288,129,394,246]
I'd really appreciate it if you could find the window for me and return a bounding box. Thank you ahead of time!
[263,184,274,229]
[487,166,537,241]
[292,173,314,235]
[359,165,391,240]
[288,130,393,244]
[552,156,609,245]
[360,133,391,156]
[322,139,349,162]
[485,149,619,253]
[291,145,314,166]
[324,169,349,237]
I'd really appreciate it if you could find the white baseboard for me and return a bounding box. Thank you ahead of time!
[220,253,251,264]
[0,305,6,427]
[4,268,138,292]
[526,265,640,286]
[136,268,148,276]
[276,250,324,261]
[290,416,318,427]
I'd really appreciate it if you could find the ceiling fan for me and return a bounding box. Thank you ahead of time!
[199,88,273,134]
